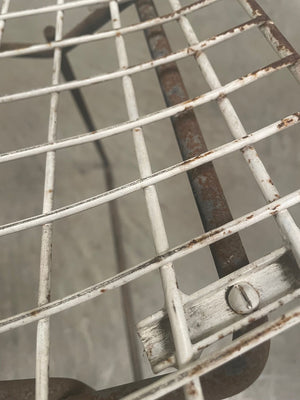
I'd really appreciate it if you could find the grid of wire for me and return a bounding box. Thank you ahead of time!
[0,1,299,400]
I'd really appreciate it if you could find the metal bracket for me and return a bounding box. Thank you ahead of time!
[137,248,299,373]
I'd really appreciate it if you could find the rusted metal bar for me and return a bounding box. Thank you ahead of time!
[44,24,142,382]
[135,0,248,279]
[135,0,270,397]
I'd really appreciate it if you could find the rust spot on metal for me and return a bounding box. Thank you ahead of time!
[203,150,214,156]
[277,116,297,129]
[116,32,121,37]
[217,93,226,101]
[187,381,197,396]
[246,215,254,220]
[189,312,297,379]
[182,95,201,106]
[277,44,287,52]
[101,289,106,293]
[248,54,299,79]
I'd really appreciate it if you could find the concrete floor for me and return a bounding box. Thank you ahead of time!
[0,0,299,399]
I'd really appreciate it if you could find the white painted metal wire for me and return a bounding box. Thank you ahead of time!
[0,1,299,400]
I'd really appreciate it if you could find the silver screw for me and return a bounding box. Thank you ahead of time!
[227,282,260,315]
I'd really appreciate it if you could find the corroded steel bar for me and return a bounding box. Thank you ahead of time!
[135,0,249,278]
[134,1,269,397]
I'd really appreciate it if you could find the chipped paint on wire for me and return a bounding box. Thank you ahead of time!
[0,1,299,399]
[167,0,300,267]
[0,0,117,21]
[0,0,222,58]
[0,188,300,334]
[0,57,298,166]
[35,2,64,400]
[0,112,298,237]
[110,1,203,397]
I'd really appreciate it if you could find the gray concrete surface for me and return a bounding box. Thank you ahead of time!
[0,0,299,399]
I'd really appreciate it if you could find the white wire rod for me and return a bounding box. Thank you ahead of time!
[0,112,299,237]
[110,1,202,398]
[0,0,225,59]
[0,57,296,165]
[35,2,64,400]
[0,0,11,44]
[121,305,300,400]
[0,16,266,104]
[156,285,300,371]
[0,189,299,333]
[168,0,300,266]
[237,0,300,83]
[0,0,117,21]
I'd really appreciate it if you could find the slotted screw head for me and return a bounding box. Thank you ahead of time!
[227,282,260,315]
